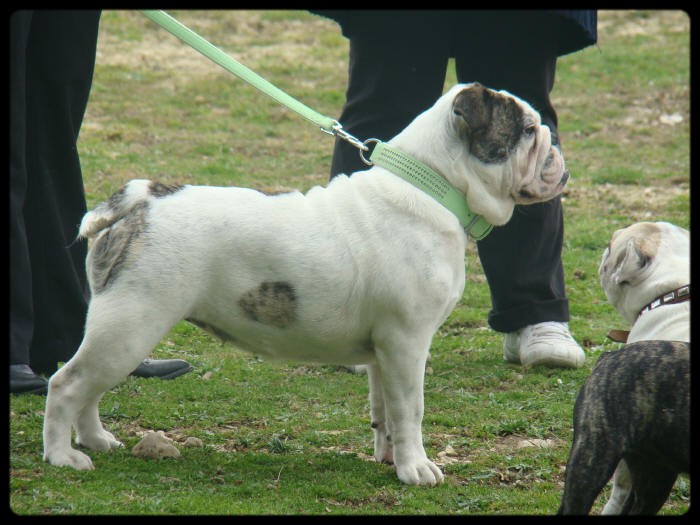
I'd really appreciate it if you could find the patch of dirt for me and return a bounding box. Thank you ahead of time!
[564,180,688,214]
[491,434,564,452]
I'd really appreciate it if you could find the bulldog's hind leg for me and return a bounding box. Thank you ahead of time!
[623,456,679,515]
[373,328,442,486]
[74,392,121,451]
[558,428,623,514]
[43,294,180,470]
[601,461,632,514]
[43,347,128,470]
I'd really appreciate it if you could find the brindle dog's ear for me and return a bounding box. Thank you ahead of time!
[452,83,492,134]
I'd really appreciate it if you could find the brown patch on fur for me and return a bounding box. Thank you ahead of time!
[239,281,297,328]
[629,222,663,259]
[88,202,148,294]
[611,222,663,259]
[452,83,527,164]
[149,181,184,197]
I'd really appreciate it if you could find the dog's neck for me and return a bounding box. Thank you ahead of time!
[368,141,492,240]
[608,284,691,343]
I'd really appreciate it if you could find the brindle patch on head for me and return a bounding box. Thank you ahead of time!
[149,181,184,197]
[239,281,297,329]
[453,83,528,164]
[89,201,148,294]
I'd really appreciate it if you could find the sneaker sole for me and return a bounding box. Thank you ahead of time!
[521,351,585,369]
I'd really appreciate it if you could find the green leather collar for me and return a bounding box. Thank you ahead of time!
[369,141,493,240]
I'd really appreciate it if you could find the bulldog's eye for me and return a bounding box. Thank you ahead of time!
[523,125,536,137]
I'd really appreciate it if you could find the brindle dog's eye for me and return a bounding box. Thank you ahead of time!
[523,125,536,137]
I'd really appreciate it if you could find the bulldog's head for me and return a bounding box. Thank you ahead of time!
[390,83,569,226]
[598,221,690,323]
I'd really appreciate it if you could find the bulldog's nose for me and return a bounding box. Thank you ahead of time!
[559,170,570,186]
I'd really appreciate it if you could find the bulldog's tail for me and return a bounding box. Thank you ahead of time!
[79,179,184,239]
[79,179,152,239]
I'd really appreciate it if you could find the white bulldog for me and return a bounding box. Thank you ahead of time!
[43,83,568,485]
[599,221,690,344]
[598,221,690,513]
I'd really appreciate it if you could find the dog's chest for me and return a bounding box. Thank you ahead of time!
[628,302,690,343]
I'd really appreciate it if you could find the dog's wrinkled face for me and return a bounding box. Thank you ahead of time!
[452,83,568,210]
[393,83,569,226]
[598,221,690,322]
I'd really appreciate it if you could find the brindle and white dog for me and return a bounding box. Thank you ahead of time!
[558,340,689,515]
[559,221,690,514]
[42,83,569,485]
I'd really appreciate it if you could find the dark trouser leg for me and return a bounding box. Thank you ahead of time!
[10,11,35,369]
[11,11,101,375]
[330,15,450,179]
[454,11,568,332]
[329,12,570,334]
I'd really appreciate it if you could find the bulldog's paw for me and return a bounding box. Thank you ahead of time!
[396,458,444,486]
[43,448,95,470]
[76,429,123,451]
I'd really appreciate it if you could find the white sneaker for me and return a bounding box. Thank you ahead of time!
[503,322,585,368]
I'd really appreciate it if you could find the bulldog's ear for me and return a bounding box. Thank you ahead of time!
[610,238,653,286]
[452,83,492,133]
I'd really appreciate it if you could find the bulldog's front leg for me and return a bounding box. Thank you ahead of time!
[372,332,443,486]
[366,363,393,464]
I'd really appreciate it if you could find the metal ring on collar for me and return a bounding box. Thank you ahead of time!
[359,138,382,166]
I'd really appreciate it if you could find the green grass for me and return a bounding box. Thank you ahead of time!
[10,10,689,515]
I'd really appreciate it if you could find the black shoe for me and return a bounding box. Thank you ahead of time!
[130,359,193,380]
[10,364,48,395]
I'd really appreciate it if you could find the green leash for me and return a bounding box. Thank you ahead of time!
[141,10,337,134]
[140,10,492,240]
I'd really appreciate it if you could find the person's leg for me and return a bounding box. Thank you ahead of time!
[10,11,49,394]
[12,12,192,389]
[22,11,101,376]
[330,13,450,179]
[453,11,583,367]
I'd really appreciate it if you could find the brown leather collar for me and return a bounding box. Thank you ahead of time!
[606,284,690,344]
[638,284,690,317]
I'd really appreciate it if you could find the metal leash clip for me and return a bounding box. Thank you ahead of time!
[327,123,383,167]
[329,122,369,152]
